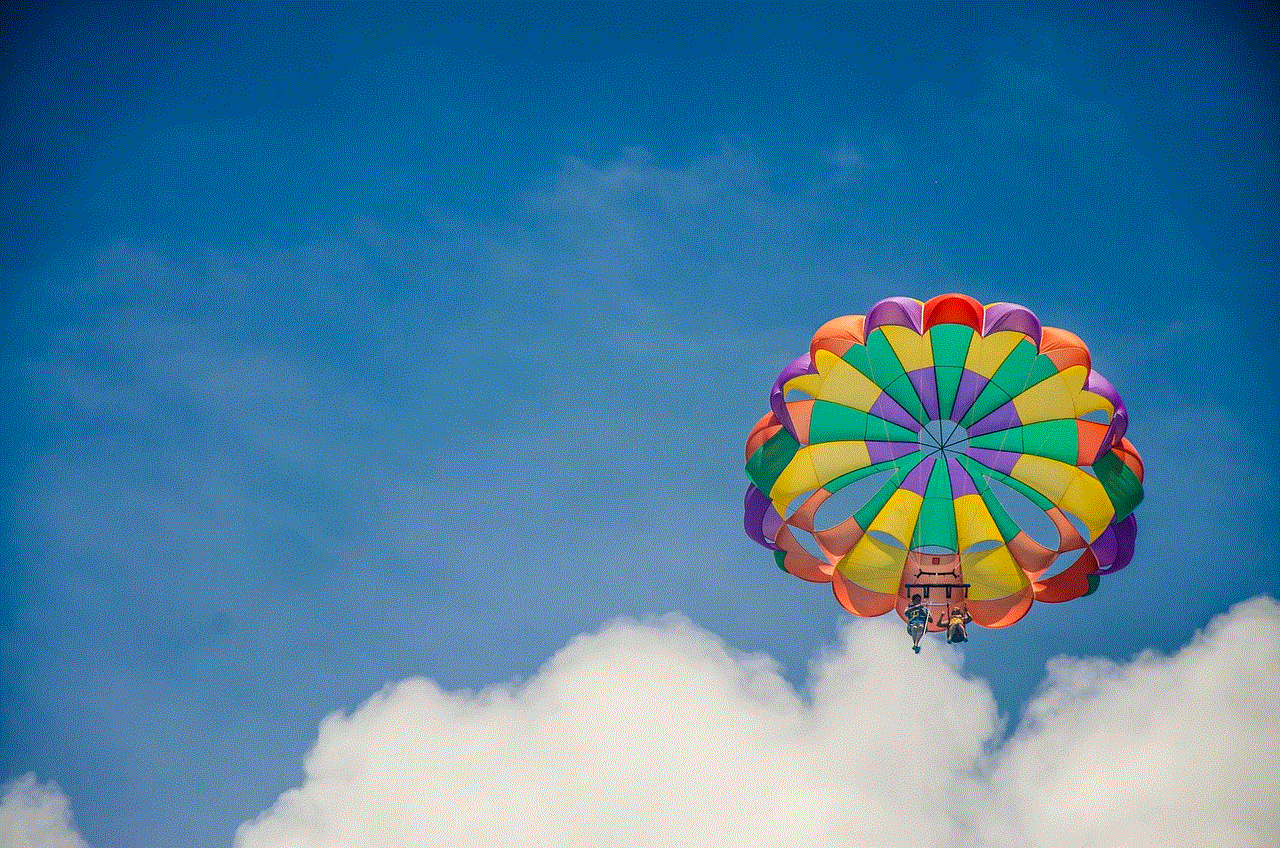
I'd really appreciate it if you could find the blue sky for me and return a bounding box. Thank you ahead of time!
[2,3,1278,847]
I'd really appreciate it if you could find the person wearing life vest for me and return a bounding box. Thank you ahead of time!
[905,594,931,653]
[944,606,973,644]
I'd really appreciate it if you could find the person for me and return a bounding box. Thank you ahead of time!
[905,594,931,653]
[943,606,972,644]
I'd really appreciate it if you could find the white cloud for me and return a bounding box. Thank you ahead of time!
[974,595,1280,848]
[236,597,1280,848]
[0,775,89,848]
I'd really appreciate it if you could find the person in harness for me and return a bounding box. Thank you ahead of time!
[943,606,973,644]
[905,594,931,653]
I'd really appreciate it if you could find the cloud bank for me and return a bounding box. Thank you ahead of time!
[235,596,1280,848]
[0,775,88,848]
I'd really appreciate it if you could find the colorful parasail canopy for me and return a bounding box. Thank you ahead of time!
[744,294,1144,631]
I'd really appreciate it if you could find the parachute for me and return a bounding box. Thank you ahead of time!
[744,294,1143,631]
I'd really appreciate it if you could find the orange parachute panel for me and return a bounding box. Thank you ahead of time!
[745,411,782,461]
[786,400,815,444]
[833,569,897,617]
[1007,532,1057,579]
[1039,326,1092,371]
[1033,549,1099,603]
[1116,438,1145,483]
[775,525,835,582]
[1076,419,1111,466]
[968,586,1034,628]
[810,314,866,360]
